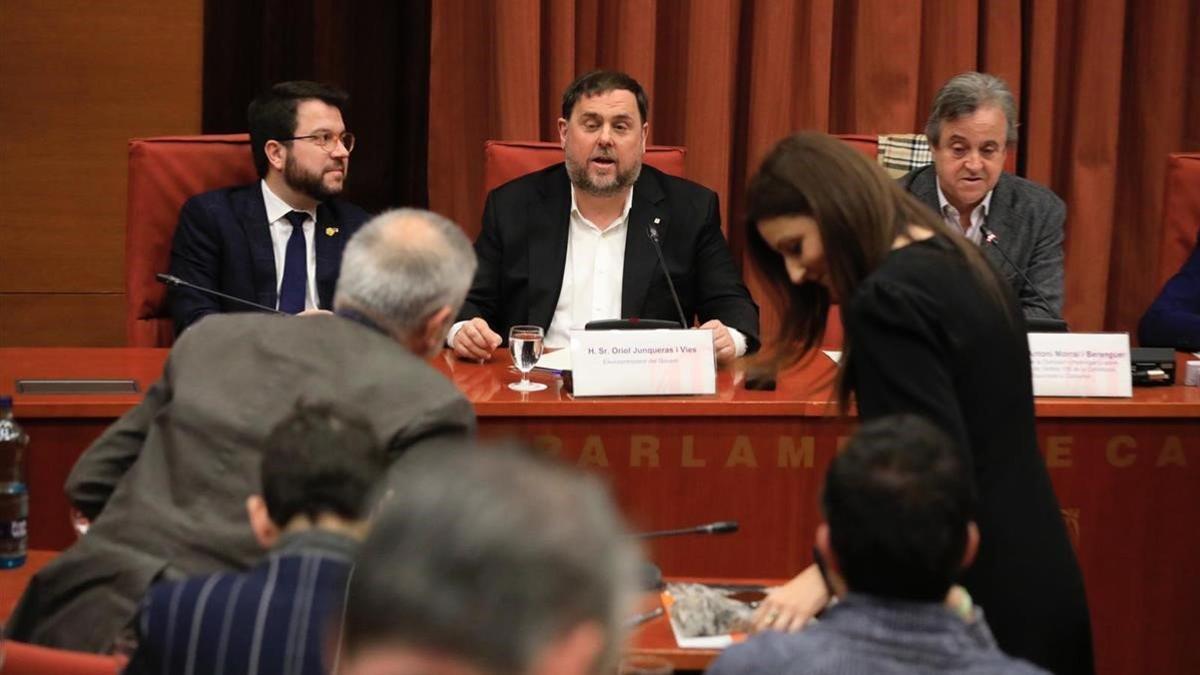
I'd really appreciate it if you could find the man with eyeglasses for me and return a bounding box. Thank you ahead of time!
[167,80,370,335]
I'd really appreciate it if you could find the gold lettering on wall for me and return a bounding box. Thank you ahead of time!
[1105,435,1137,468]
[1045,436,1074,468]
[778,436,815,468]
[725,436,758,468]
[578,435,609,467]
[630,435,661,467]
[681,435,706,468]
[532,434,563,456]
[1157,436,1187,467]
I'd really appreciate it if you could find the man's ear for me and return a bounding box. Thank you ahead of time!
[265,140,287,173]
[558,118,569,148]
[246,495,280,550]
[531,620,605,675]
[961,521,980,570]
[416,305,455,356]
[815,522,848,597]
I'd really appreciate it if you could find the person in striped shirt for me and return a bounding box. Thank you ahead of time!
[123,403,387,675]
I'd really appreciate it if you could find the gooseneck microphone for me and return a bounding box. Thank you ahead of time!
[646,217,690,329]
[156,273,287,315]
[635,520,739,539]
[978,225,1061,323]
[634,520,740,590]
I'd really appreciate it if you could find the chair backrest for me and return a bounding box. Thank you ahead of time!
[125,134,257,347]
[482,140,687,196]
[3,641,124,675]
[1157,152,1200,286]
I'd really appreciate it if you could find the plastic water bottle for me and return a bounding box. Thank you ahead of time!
[0,396,29,568]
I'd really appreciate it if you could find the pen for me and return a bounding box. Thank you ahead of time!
[625,606,664,628]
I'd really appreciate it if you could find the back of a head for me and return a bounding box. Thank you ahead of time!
[341,444,638,675]
[260,402,388,528]
[247,80,350,178]
[822,414,975,602]
[334,208,477,339]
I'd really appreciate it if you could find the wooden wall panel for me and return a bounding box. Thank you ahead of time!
[0,294,125,347]
[0,0,203,345]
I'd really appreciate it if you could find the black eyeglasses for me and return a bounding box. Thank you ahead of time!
[279,130,355,153]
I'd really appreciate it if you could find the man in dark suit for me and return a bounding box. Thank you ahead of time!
[1139,241,1200,351]
[124,403,384,675]
[450,71,759,365]
[169,80,370,335]
[900,72,1065,321]
[7,209,478,652]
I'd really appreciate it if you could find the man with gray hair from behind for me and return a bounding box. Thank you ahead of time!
[334,444,641,675]
[900,71,1067,322]
[8,208,480,652]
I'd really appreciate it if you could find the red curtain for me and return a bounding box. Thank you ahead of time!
[429,0,1200,334]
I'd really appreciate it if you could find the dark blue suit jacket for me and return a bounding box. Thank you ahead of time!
[168,183,369,335]
[124,530,357,675]
[1140,241,1200,351]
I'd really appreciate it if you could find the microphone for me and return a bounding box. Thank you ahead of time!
[635,520,739,539]
[156,273,288,315]
[634,520,739,590]
[647,217,690,329]
[977,225,1063,326]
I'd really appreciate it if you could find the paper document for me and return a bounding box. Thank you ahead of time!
[823,350,842,364]
[534,348,572,372]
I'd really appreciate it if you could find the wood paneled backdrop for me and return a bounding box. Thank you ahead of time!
[0,0,203,346]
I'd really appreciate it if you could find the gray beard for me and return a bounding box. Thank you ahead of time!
[566,157,642,198]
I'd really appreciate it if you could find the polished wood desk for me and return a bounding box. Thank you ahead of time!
[2,347,1198,674]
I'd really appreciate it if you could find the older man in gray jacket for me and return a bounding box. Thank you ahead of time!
[7,209,478,653]
[901,72,1066,322]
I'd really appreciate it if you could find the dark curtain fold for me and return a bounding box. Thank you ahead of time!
[428,0,1200,339]
[202,0,431,211]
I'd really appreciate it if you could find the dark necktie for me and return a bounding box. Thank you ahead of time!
[278,210,309,314]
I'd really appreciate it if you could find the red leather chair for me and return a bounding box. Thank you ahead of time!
[125,134,257,347]
[1156,152,1200,286]
[482,140,686,196]
[835,134,880,160]
[2,641,124,674]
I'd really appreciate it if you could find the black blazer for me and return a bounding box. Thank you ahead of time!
[459,163,760,350]
[167,183,369,335]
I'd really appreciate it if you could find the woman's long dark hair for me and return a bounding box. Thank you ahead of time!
[744,132,1012,411]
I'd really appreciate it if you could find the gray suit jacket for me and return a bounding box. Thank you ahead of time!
[900,165,1065,320]
[7,313,475,652]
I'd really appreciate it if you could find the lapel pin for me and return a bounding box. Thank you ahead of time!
[325,226,339,237]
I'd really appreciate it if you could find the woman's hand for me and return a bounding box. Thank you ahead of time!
[751,564,830,632]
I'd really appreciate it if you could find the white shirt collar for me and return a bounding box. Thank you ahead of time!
[568,185,635,232]
[934,177,994,219]
[261,180,316,224]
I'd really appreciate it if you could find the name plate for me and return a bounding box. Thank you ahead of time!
[569,329,716,397]
[1028,332,1132,397]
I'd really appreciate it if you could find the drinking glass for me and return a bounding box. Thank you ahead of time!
[508,325,547,392]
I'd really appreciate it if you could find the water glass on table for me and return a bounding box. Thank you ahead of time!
[508,325,547,392]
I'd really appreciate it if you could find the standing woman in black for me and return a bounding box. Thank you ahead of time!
[743,132,1093,674]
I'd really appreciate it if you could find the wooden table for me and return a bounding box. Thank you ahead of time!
[2,347,1198,674]
[0,549,763,672]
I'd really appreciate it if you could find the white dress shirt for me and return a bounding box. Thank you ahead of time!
[261,180,319,310]
[935,179,994,245]
[449,185,747,355]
